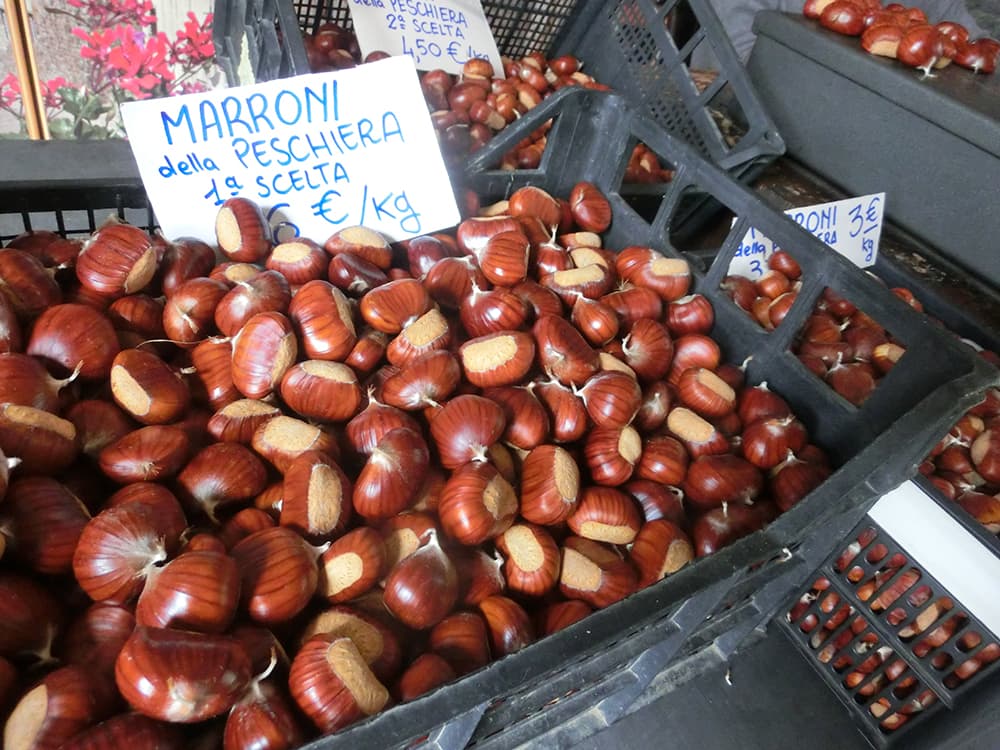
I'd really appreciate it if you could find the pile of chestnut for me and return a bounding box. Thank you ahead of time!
[303,22,672,180]
[920,390,1000,533]
[722,250,1000,529]
[804,0,1000,74]
[723,250,909,406]
[0,182,834,748]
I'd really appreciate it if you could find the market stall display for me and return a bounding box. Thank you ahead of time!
[2,0,1000,746]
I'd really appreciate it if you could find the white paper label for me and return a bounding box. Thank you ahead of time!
[868,481,1000,638]
[348,0,503,76]
[121,56,460,244]
[729,193,885,278]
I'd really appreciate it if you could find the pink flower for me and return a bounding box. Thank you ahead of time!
[105,29,174,98]
[68,0,157,28]
[170,12,215,65]
[1,73,21,109]
[74,26,121,63]
[41,77,69,108]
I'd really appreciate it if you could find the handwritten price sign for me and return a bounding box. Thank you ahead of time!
[729,193,885,278]
[349,0,503,76]
[121,56,460,244]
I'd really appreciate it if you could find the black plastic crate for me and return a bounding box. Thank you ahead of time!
[215,0,784,178]
[781,482,1000,748]
[4,90,997,750]
[248,88,1000,748]
[295,0,582,61]
[0,140,154,241]
[213,0,310,85]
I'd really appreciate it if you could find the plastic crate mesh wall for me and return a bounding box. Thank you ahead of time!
[293,0,580,57]
[607,0,710,157]
[783,523,1000,745]
[0,202,156,242]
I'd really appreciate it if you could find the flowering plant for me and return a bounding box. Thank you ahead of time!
[0,1,221,139]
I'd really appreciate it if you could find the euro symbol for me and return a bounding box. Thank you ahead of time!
[447,41,462,64]
[311,190,348,225]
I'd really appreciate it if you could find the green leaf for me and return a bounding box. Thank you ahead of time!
[60,87,82,109]
[48,119,76,139]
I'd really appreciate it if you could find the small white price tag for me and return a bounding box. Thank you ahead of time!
[121,56,460,244]
[869,481,1000,638]
[728,193,885,278]
[348,0,503,76]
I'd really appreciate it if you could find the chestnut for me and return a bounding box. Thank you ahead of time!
[381,350,462,410]
[281,450,353,542]
[520,443,581,525]
[73,495,187,603]
[353,427,430,520]
[439,462,518,545]
[252,415,339,473]
[558,536,637,608]
[533,314,600,386]
[569,181,612,232]
[176,442,269,522]
[535,378,590,444]
[683,454,764,512]
[115,626,251,723]
[288,279,357,361]
[215,197,271,263]
[317,527,385,603]
[27,303,120,380]
[429,612,491,675]
[231,311,298,400]
[630,520,694,587]
[383,529,458,629]
[576,370,642,428]
[360,278,432,334]
[77,221,158,298]
[224,679,303,750]
[136,548,240,633]
[567,486,642,545]
[460,330,536,388]
[231,527,319,625]
[7,477,91,575]
[583,424,642,486]
[539,600,594,636]
[4,666,106,749]
[429,394,506,469]
[58,713,184,750]
[478,595,536,656]
[289,635,390,734]
[970,426,1000,484]
[98,424,190,483]
[495,523,561,596]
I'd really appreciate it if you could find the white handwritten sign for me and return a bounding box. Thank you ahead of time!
[120,56,460,244]
[349,0,503,76]
[729,193,886,278]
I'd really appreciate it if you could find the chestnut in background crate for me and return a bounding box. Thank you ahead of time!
[215,0,784,181]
